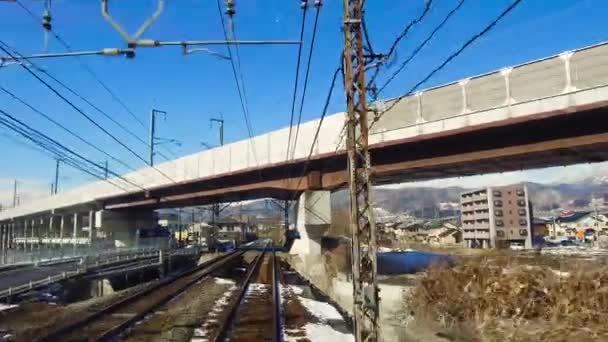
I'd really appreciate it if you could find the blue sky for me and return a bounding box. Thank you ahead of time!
[1,0,607,206]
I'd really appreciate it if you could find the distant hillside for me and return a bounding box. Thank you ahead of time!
[164,180,607,221]
[333,181,607,216]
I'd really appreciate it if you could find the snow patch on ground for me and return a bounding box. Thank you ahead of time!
[0,304,17,312]
[191,284,238,342]
[298,297,344,321]
[281,284,304,295]
[551,269,571,278]
[284,291,354,341]
[214,277,236,285]
[302,323,354,341]
[540,246,608,256]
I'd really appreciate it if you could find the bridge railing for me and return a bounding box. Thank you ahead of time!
[371,41,608,134]
[0,247,199,301]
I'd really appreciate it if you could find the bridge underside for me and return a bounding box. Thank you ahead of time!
[102,101,608,210]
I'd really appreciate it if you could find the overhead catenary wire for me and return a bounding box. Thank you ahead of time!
[0,85,139,173]
[289,65,341,203]
[0,41,177,184]
[215,0,261,170]
[372,0,523,125]
[0,111,138,192]
[14,0,145,128]
[291,1,323,160]
[366,0,434,92]
[13,0,176,161]
[376,0,466,96]
[0,109,144,191]
[285,1,308,162]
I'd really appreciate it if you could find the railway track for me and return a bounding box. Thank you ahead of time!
[213,248,283,342]
[36,251,244,342]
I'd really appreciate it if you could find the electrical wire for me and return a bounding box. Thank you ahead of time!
[373,0,523,125]
[0,85,138,173]
[367,0,434,91]
[285,1,308,161]
[376,0,466,95]
[289,65,341,202]
[14,0,145,127]
[0,111,136,192]
[0,41,177,183]
[291,1,322,160]
[0,109,142,190]
[215,0,261,170]
[13,0,176,162]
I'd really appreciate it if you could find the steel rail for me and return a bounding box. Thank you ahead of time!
[272,250,283,342]
[37,250,243,342]
[215,246,268,341]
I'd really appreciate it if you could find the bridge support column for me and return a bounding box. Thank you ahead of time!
[96,209,155,248]
[59,215,65,249]
[290,191,332,256]
[88,210,96,248]
[73,213,80,255]
[29,219,35,252]
[1,224,5,264]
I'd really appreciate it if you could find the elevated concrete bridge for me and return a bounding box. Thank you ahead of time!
[1,42,608,249]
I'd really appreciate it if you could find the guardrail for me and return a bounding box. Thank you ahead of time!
[0,247,200,301]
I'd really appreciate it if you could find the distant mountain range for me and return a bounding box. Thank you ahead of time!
[166,179,608,221]
[332,180,608,217]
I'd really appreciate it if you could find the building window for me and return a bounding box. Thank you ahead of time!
[508,191,512,195]
[518,209,526,216]
[493,190,502,197]
[496,230,505,237]
[517,200,526,207]
[496,220,504,227]
[519,229,528,236]
[494,200,503,207]
[495,210,503,217]
[516,189,525,196]
[519,219,527,226]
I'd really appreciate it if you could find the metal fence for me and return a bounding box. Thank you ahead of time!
[0,246,200,300]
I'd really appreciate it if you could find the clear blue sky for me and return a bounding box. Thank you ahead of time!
[1,0,607,204]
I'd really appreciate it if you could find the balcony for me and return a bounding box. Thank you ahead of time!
[474,212,490,220]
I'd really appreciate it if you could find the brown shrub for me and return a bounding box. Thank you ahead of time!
[406,257,608,340]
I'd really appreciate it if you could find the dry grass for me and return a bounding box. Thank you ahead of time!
[406,256,608,341]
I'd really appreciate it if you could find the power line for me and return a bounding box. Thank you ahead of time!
[0,110,138,192]
[0,41,177,183]
[290,65,341,202]
[376,0,466,96]
[366,0,434,92]
[215,0,261,168]
[0,109,143,190]
[373,0,523,125]
[0,85,138,173]
[14,0,145,128]
[13,0,176,162]
[286,1,309,161]
[291,1,323,160]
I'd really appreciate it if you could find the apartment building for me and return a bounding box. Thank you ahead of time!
[461,184,532,249]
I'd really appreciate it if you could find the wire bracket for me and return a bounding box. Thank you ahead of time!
[100,0,165,47]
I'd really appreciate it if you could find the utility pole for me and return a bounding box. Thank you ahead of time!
[149,108,167,166]
[12,180,17,208]
[210,116,224,250]
[104,160,109,179]
[53,159,60,194]
[342,0,379,340]
[210,117,224,146]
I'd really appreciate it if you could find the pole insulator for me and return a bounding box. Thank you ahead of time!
[42,10,52,31]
